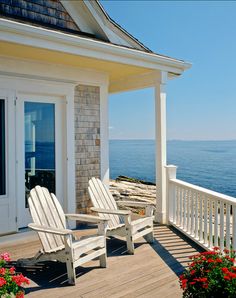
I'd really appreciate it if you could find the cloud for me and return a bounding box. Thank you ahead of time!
[109,126,114,130]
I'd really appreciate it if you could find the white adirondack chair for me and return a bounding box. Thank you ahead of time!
[88,178,154,254]
[27,185,108,285]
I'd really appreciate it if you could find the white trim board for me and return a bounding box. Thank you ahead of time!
[0,18,191,75]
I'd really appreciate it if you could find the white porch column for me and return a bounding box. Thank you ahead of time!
[154,71,168,224]
[100,83,110,185]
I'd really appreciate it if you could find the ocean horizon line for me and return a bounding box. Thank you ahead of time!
[109,138,236,142]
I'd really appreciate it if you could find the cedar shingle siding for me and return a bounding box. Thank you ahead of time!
[0,0,80,33]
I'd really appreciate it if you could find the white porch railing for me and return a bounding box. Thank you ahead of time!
[166,165,236,252]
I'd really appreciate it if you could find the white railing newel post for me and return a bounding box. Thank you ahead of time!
[165,165,177,224]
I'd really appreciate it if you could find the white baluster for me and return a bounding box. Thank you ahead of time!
[209,199,213,248]
[183,188,186,230]
[195,193,198,239]
[187,189,190,233]
[204,197,208,244]
[233,205,236,251]
[191,191,195,235]
[176,186,180,225]
[180,187,183,227]
[220,201,224,252]
[173,184,176,224]
[214,200,218,247]
[226,203,231,251]
[199,195,203,242]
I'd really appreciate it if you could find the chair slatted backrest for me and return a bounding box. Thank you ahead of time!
[28,186,66,253]
[88,177,123,229]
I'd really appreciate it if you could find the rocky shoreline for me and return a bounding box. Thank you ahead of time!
[109,176,156,213]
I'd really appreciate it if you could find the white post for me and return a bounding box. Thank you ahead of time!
[165,165,177,224]
[154,71,168,224]
[100,83,109,185]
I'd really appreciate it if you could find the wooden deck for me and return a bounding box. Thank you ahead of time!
[0,225,204,298]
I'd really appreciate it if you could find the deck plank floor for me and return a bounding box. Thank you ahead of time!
[0,225,204,298]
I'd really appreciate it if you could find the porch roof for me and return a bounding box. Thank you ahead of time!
[0,18,191,93]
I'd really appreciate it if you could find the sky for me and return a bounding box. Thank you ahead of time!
[101,1,236,141]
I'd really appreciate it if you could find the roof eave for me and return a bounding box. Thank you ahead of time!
[0,18,191,75]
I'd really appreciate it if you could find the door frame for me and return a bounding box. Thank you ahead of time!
[0,76,76,233]
[0,89,17,235]
[16,93,66,228]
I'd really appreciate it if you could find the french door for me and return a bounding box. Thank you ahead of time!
[16,94,66,228]
[0,90,16,235]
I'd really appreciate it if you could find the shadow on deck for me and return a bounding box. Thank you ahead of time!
[0,224,204,298]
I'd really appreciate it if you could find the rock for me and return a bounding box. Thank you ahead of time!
[109,177,156,214]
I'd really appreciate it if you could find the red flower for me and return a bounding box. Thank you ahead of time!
[16,291,24,298]
[224,249,230,254]
[0,277,6,287]
[9,267,15,274]
[198,277,208,283]
[181,279,188,290]
[228,272,236,279]
[216,259,223,263]
[190,270,196,275]
[189,281,196,285]
[0,268,6,275]
[222,267,229,274]
[213,246,220,251]
[12,274,30,286]
[224,275,231,281]
[202,283,209,289]
[207,258,214,263]
[232,267,236,272]
[0,252,10,262]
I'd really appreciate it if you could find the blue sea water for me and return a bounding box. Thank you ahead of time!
[109,140,236,198]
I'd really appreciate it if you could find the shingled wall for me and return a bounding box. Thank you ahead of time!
[74,85,101,213]
[0,0,80,32]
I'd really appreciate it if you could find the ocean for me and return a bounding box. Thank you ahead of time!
[109,140,236,198]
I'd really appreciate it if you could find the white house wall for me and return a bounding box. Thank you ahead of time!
[0,55,109,233]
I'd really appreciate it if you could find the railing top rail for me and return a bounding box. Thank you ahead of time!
[170,178,236,205]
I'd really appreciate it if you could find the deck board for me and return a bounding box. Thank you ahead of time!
[0,224,204,297]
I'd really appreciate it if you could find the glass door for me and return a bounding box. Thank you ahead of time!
[24,102,56,206]
[17,95,65,228]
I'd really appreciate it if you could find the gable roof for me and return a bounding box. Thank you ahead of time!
[0,0,151,52]
[86,1,152,52]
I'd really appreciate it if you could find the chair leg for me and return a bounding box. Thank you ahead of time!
[144,231,154,243]
[99,252,107,268]
[126,234,135,254]
[66,259,76,285]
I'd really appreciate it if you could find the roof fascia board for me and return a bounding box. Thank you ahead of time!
[59,0,93,34]
[60,0,108,40]
[0,19,191,75]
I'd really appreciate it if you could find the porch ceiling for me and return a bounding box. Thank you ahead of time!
[0,41,154,92]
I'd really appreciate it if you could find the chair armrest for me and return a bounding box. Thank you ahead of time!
[117,201,154,208]
[65,213,109,223]
[91,207,131,216]
[28,223,73,236]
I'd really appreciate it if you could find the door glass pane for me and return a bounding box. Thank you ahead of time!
[25,102,55,206]
[0,99,6,196]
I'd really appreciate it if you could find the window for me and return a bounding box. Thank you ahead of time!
[0,99,6,195]
[24,102,55,206]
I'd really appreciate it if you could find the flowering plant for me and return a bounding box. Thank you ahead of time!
[0,252,30,298]
[179,247,236,298]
